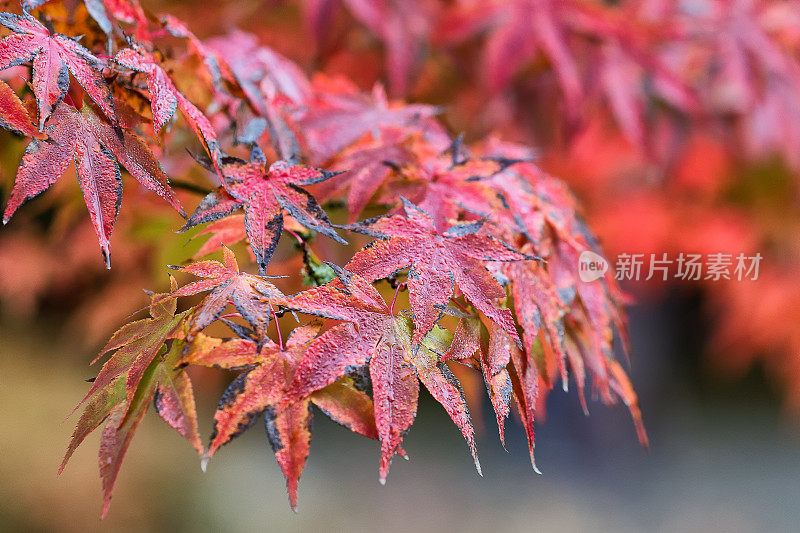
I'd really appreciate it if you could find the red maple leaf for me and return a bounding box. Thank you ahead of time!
[292,79,441,162]
[275,269,480,483]
[114,44,219,159]
[344,198,531,345]
[2,101,183,266]
[169,246,285,340]
[181,154,346,272]
[442,318,513,448]
[206,29,312,112]
[315,127,422,220]
[384,139,525,230]
[0,11,116,129]
[183,322,389,509]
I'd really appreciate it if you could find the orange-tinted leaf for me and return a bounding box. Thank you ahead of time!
[0,79,44,138]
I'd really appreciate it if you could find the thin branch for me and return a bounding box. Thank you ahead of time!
[168,178,214,196]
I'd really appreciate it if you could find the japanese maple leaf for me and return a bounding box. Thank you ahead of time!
[437,310,544,472]
[292,79,441,162]
[544,237,646,445]
[502,245,569,385]
[304,0,438,95]
[206,30,311,112]
[473,146,587,249]
[2,101,183,267]
[0,11,116,129]
[114,44,220,159]
[495,238,647,452]
[317,127,449,221]
[438,0,693,137]
[182,153,346,273]
[562,300,647,448]
[315,127,417,220]
[275,269,480,483]
[507,326,542,471]
[442,318,513,448]
[344,199,530,345]
[61,281,203,517]
[0,79,44,138]
[169,246,284,340]
[191,214,248,259]
[182,323,387,510]
[443,0,581,104]
[387,141,525,230]
[77,276,191,414]
[695,0,800,167]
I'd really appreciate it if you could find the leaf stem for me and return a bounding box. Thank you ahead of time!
[451,298,471,314]
[286,228,305,246]
[389,283,405,315]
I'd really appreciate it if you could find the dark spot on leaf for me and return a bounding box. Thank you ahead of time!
[217,372,249,410]
[263,405,283,452]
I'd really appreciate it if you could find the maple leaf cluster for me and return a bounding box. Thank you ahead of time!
[294,0,800,411]
[306,0,800,165]
[0,0,646,516]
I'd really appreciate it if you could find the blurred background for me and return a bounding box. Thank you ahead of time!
[2,0,800,531]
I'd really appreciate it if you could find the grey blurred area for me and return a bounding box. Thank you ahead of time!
[1,294,799,533]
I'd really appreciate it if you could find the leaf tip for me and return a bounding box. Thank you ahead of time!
[101,494,112,519]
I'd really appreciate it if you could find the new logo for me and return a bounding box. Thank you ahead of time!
[578,250,608,282]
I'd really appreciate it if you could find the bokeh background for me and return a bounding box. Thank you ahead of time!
[2,0,800,531]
